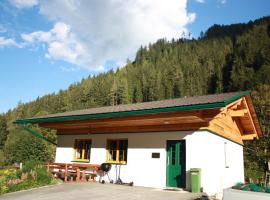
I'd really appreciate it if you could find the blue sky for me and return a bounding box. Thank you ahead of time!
[0,0,269,114]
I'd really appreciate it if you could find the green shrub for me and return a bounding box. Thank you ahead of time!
[242,186,250,191]
[249,183,263,192]
[22,160,42,173]
[5,170,18,180]
[35,167,53,184]
[0,161,56,195]
[4,130,53,165]
[0,168,17,176]
[7,179,36,193]
[0,176,8,194]
[233,182,244,189]
[22,160,55,185]
[244,161,264,183]
[0,150,4,166]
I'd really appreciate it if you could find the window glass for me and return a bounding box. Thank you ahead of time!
[107,139,128,163]
[108,140,117,161]
[74,139,91,161]
[171,144,176,165]
[119,140,128,162]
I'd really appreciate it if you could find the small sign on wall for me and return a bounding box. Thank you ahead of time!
[152,152,160,158]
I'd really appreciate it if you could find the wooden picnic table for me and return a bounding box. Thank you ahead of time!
[46,162,100,182]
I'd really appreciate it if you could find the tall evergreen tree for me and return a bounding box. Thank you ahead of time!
[0,115,8,149]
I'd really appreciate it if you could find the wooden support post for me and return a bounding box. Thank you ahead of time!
[64,163,68,182]
[82,170,86,182]
[76,168,80,182]
[92,174,96,182]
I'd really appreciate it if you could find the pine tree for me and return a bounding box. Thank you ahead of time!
[0,115,8,149]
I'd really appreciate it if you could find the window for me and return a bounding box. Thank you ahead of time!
[74,139,92,162]
[107,139,128,164]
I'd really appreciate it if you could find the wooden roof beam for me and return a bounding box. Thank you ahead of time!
[226,98,243,110]
[228,109,248,117]
[243,97,258,136]
[40,115,204,130]
[242,133,258,140]
[208,121,243,144]
[39,110,205,128]
[56,122,209,135]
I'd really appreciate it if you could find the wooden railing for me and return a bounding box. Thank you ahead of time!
[46,162,100,182]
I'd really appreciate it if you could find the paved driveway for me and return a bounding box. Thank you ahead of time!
[0,182,202,200]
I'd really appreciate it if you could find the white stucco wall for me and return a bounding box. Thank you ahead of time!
[184,131,244,195]
[55,130,244,195]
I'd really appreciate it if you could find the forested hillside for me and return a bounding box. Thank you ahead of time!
[0,16,270,181]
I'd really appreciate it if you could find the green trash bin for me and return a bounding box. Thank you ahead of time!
[190,168,201,193]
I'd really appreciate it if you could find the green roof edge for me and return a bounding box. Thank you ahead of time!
[14,91,251,124]
[223,90,251,105]
[20,125,57,145]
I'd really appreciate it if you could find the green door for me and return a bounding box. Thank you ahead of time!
[166,140,186,188]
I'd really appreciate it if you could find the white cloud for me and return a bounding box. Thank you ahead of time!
[4,0,196,70]
[21,22,89,68]
[196,0,205,3]
[34,0,196,70]
[9,0,38,8]
[0,37,20,48]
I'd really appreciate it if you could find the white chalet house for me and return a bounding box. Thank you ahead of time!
[15,91,262,195]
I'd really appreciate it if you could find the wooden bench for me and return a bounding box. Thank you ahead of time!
[46,162,100,182]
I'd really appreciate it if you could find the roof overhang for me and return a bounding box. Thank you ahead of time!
[14,91,262,145]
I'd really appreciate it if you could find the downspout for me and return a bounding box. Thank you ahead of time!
[20,125,57,146]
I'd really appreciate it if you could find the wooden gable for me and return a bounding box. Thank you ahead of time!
[207,95,261,144]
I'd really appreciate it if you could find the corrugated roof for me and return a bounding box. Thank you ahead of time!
[15,91,251,124]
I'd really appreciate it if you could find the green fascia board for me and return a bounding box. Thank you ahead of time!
[223,90,251,105]
[14,102,225,124]
[14,91,251,125]
[21,126,57,145]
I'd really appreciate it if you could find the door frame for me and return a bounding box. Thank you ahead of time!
[166,140,186,188]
